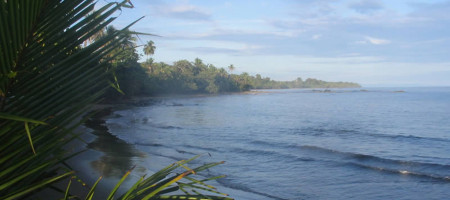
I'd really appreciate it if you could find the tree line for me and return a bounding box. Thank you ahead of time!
[100,28,360,100]
[141,59,360,94]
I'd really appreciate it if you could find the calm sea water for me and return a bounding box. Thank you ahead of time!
[104,87,450,200]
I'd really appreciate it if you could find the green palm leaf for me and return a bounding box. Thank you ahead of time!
[1,1,232,199]
[0,0,138,198]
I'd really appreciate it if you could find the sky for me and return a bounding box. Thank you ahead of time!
[100,0,450,87]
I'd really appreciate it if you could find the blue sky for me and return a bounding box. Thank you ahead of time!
[102,0,450,86]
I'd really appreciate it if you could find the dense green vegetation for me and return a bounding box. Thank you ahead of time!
[141,59,360,95]
[0,0,231,199]
[92,26,359,99]
[105,37,360,99]
[151,60,359,92]
[87,21,359,100]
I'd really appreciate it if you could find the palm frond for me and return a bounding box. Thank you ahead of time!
[0,1,232,199]
[0,0,138,198]
[113,156,230,200]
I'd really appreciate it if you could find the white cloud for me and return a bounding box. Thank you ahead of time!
[182,44,265,56]
[349,0,384,14]
[312,34,322,40]
[166,28,302,40]
[172,39,266,56]
[153,4,211,21]
[364,36,391,45]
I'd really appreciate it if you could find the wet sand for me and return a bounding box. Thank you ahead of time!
[64,106,145,199]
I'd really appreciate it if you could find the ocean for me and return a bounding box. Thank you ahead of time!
[100,87,450,199]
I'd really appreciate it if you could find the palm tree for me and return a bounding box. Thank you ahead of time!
[144,40,156,73]
[102,25,140,66]
[0,0,231,199]
[83,11,106,47]
[227,64,235,73]
[144,40,156,59]
[194,58,204,67]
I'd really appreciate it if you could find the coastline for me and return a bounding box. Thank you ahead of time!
[64,87,367,199]
[115,86,363,101]
[64,96,271,199]
[65,99,192,199]
[35,104,118,199]
[65,104,144,199]
[66,86,361,190]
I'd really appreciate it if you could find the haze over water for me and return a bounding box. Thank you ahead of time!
[104,87,450,199]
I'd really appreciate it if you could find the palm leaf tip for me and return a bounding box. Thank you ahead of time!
[24,122,36,154]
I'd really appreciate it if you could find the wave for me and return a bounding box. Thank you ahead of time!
[300,145,449,168]
[153,124,182,130]
[164,102,200,107]
[375,133,450,143]
[133,138,450,182]
[249,139,294,148]
[300,145,450,181]
[127,121,182,129]
[183,141,315,163]
[300,145,448,166]
[134,142,164,147]
[182,144,222,154]
[248,140,450,171]
[229,146,316,163]
[287,127,450,143]
[349,162,450,182]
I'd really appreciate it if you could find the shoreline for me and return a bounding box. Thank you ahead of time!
[107,86,364,104]
[64,87,369,199]
[66,87,365,197]
[66,98,267,199]
[66,104,145,199]
[65,99,194,199]
[64,86,364,193]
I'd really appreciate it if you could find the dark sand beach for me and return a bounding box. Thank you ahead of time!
[63,98,264,199]
[64,106,144,199]
[63,98,197,199]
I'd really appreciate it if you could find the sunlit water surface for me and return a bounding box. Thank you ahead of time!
[104,87,450,199]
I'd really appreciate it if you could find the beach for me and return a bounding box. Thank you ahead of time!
[63,98,269,199]
[63,105,143,199]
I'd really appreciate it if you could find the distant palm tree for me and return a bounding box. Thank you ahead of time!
[102,25,138,65]
[227,64,235,73]
[194,58,204,67]
[83,11,106,47]
[144,40,156,60]
[144,40,156,73]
